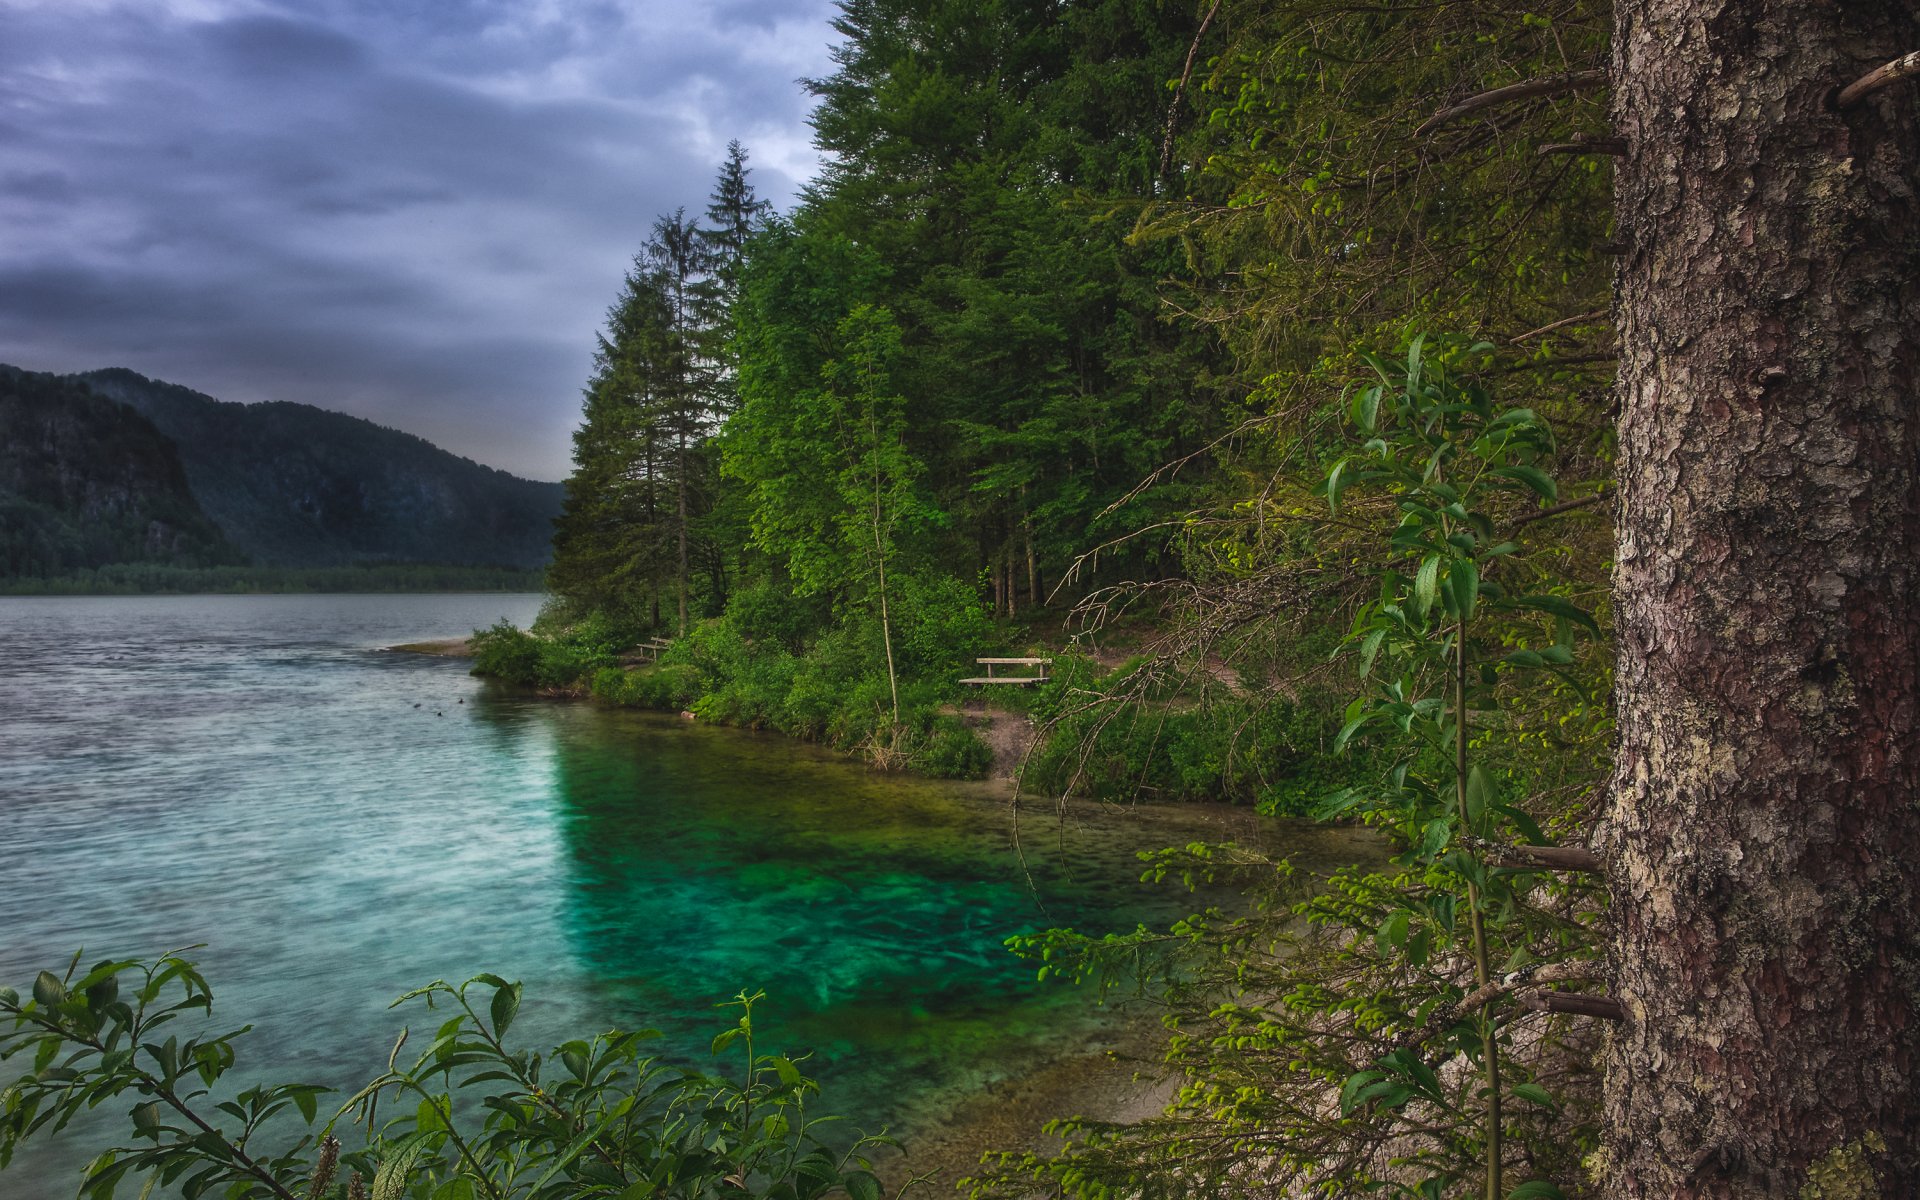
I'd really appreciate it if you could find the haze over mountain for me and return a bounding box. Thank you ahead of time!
[1,365,564,578]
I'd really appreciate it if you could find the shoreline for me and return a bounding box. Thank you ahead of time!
[872,1006,1178,1194]
[386,636,476,656]
[392,634,1192,1191]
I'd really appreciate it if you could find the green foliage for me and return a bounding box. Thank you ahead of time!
[470,617,625,692]
[1018,654,1354,811]
[0,953,900,1200]
[971,341,1609,1199]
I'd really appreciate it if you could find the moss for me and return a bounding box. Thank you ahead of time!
[1799,1131,1887,1200]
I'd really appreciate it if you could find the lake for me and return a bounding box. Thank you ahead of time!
[0,593,1362,1193]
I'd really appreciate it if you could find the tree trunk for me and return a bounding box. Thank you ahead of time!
[1604,3,1920,1195]
[676,428,689,637]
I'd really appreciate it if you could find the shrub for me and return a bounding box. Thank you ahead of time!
[911,717,993,779]
[0,952,896,1200]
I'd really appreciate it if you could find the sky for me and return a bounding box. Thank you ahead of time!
[0,0,843,481]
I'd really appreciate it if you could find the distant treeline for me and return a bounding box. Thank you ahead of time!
[1,562,544,595]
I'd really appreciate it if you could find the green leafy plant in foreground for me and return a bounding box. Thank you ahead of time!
[1,951,903,1200]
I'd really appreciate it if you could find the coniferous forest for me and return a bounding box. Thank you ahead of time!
[6,0,1919,1198]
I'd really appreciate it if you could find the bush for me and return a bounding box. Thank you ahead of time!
[912,717,993,779]
[0,953,895,1200]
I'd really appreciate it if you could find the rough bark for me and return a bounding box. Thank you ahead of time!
[1604,2,1920,1196]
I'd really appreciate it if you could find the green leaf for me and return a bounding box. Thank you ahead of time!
[1506,1182,1566,1200]
[1450,558,1479,622]
[33,972,65,1009]
[1465,767,1495,832]
[1511,1083,1557,1108]
[431,1179,477,1200]
[1417,818,1452,860]
[1492,465,1558,501]
[1338,1070,1383,1116]
[527,1109,621,1193]
[130,1102,162,1135]
[372,1130,440,1200]
[845,1172,884,1200]
[490,980,522,1041]
[1413,555,1440,618]
[1374,911,1410,954]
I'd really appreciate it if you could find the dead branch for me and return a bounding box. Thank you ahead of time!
[1388,961,1599,1051]
[1511,308,1609,345]
[1508,492,1611,529]
[1159,0,1224,181]
[1837,51,1920,109]
[1415,69,1608,136]
[1537,134,1627,157]
[1517,990,1624,1021]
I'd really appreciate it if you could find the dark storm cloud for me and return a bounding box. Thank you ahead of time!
[0,0,840,480]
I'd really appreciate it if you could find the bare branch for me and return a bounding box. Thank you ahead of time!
[1509,492,1611,529]
[1388,961,1599,1051]
[1537,135,1627,157]
[1484,841,1604,871]
[1415,69,1608,136]
[1837,51,1920,109]
[1159,0,1224,181]
[1517,990,1625,1021]
[1511,308,1609,345]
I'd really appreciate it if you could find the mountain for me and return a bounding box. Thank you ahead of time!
[77,368,564,570]
[0,365,242,577]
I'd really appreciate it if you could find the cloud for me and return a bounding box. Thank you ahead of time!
[0,0,839,480]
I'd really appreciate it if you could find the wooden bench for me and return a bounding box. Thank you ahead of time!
[619,638,677,665]
[959,657,1052,685]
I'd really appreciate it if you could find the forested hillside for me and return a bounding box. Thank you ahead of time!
[0,366,242,577]
[82,368,564,570]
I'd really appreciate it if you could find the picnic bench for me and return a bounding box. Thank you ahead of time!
[959,657,1052,685]
[619,638,677,666]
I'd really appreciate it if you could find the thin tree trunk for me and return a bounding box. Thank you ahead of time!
[1023,491,1040,608]
[871,426,899,729]
[676,427,688,638]
[1004,550,1017,620]
[1604,2,1920,1193]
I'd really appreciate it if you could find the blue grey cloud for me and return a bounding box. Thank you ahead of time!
[0,0,839,480]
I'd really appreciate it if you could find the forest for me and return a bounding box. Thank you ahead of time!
[4,0,1916,1197]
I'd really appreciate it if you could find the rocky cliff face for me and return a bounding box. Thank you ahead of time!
[78,368,564,570]
[0,367,241,576]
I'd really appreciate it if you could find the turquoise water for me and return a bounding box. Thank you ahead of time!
[0,594,1360,1194]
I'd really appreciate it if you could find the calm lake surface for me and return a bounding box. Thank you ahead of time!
[0,593,1364,1193]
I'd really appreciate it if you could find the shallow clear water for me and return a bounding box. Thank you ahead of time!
[0,593,1363,1194]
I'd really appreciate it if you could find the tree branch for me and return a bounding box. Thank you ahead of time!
[1517,990,1625,1021]
[1537,134,1627,157]
[1158,0,1223,181]
[1837,51,1920,109]
[1387,962,1598,1051]
[1415,70,1608,136]
[1508,492,1611,529]
[1511,308,1609,344]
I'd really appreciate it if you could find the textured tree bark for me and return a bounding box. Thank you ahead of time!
[1604,2,1920,1196]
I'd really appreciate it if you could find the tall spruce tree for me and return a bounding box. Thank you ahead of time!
[549,263,684,629]
[643,208,709,635]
